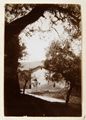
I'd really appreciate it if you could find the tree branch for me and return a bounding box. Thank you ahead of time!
[5,5,45,35]
[6,4,81,35]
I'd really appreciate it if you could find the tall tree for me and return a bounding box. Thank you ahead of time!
[44,40,81,103]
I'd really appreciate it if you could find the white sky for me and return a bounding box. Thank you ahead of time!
[18,11,81,63]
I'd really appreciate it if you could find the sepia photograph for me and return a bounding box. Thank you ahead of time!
[4,3,82,117]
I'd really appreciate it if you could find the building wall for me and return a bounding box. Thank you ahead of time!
[31,68,48,88]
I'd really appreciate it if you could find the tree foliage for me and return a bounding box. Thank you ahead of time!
[44,40,81,103]
[44,40,81,84]
[5,4,34,23]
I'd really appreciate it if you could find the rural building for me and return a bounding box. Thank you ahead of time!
[31,66,48,88]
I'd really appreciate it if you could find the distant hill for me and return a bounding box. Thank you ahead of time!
[19,61,44,70]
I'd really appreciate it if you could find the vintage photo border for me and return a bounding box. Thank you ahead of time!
[0,0,86,120]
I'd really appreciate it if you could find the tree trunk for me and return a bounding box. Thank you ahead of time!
[29,84,31,89]
[66,84,73,103]
[4,6,45,116]
[53,82,56,87]
[6,6,45,35]
[23,81,27,94]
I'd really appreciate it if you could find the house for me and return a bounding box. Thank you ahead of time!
[31,66,48,88]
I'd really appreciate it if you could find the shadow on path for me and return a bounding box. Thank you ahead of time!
[5,94,81,116]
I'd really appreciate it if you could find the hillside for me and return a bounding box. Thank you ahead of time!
[19,61,44,70]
